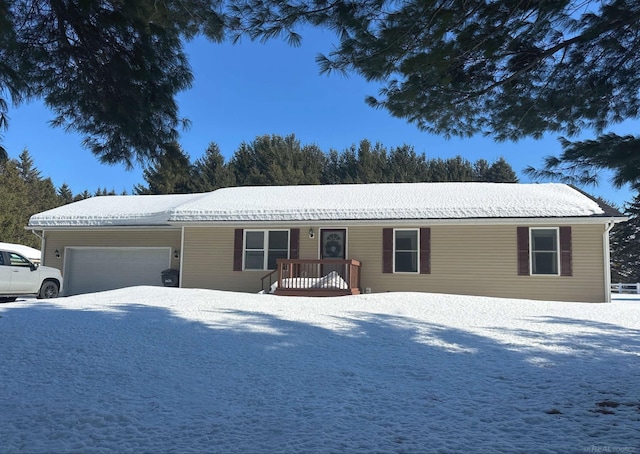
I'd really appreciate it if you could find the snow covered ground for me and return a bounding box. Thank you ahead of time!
[1,288,638,453]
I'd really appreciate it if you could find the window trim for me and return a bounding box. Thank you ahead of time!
[529,227,560,276]
[242,229,290,271]
[393,228,420,274]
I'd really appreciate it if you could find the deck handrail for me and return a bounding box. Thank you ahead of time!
[273,258,362,296]
[261,269,278,293]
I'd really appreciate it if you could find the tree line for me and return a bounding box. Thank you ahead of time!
[134,135,518,194]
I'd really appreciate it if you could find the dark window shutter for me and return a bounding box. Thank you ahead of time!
[289,228,300,259]
[560,226,572,276]
[383,228,393,274]
[420,227,431,274]
[233,229,243,271]
[517,227,530,276]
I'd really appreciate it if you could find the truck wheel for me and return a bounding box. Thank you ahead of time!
[38,280,59,299]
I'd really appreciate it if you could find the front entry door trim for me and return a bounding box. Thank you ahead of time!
[319,228,347,260]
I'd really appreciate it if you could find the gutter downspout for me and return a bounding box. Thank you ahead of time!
[179,226,184,288]
[603,221,616,303]
[31,230,45,264]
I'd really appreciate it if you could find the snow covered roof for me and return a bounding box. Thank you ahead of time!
[0,242,41,260]
[170,182,612,222]
[27,183,620,228]
[28,193,208,227]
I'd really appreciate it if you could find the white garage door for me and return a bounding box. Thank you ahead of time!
[64,247,172,295]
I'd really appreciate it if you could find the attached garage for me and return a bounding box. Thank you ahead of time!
[63,247,172,295]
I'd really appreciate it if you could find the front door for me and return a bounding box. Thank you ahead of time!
[320,229,346,277]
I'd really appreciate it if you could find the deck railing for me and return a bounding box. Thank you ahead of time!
[265,259,361,296]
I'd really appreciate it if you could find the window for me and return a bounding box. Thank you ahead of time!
[394,229,418,273]
[9,252,31,267]
[383,228,430,274]
[244,230,289,270]
[530,228,559,275]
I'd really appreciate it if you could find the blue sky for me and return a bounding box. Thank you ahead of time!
[2,27,636,207]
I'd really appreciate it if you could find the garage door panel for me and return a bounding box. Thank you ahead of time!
[65,248,171,295]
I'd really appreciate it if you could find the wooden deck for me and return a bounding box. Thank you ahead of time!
[262,259,361,297]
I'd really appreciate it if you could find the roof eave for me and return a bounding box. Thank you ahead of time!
[167,215,627,228]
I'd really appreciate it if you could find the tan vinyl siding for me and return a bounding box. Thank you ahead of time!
[42,229,182,272]
[142,223,604,302]
[183,226,261,292]
[182,226,343,293]
[341,224,606,303]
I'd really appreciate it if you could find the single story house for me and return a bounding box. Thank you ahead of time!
[27,182,625,302]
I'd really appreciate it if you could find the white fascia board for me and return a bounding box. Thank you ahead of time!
[27,216,626,231]
[170,216,627,229]
[25,225,183,231]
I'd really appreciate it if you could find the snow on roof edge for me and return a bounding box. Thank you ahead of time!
[28,193,209,228]
[168,182,613,222]
[27,183,622,227]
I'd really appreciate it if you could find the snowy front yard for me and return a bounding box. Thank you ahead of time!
[0,288,639,453]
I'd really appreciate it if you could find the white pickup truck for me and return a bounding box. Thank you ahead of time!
[0,249,63,303]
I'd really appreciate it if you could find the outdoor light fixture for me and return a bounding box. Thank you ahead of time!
[173,249,180,259]
[308,228,314,239]
[55,249,61,258]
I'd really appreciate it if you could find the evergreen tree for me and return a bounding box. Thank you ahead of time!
[230,0,640,190]
[2,1,225,166]
[94,187,117,196]
[230,134,324,186]
[386,146,428,182]
[444,156,474,182]
[17,149,41,183]
[355,140,387,183]
[191,142,235,192]
[74,190,92,202]
[135,143,193,194]
[610,195,640,283]
[230,141,271,186]
[0,158,31,246]
[485,158,519,183]
[298,144,325,185]
[473,159,491,182]
[336,146,359,184]
[0,154,60,247]
[525,134,640,191]
[426,158,448,182]
[321,149,342,185]
[30,177,60,214]
[16,149,60,222]
[57,183,73,204]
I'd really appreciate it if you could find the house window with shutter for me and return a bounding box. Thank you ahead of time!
[530,228,559,275]
[517,226,572,277]
[394,229,419,273]
[383,227,430,274]
[243,230,289,270]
